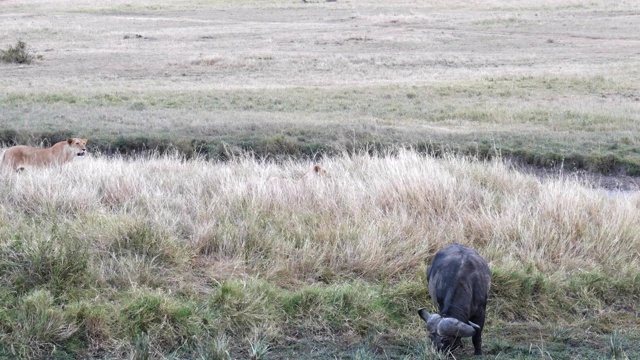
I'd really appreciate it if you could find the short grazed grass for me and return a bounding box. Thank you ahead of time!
[0,150,638,359]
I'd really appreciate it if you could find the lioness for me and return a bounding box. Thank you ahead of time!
[1,138,88,172]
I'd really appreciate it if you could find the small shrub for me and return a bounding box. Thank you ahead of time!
[0,129,19,146]
[1,40,36,64]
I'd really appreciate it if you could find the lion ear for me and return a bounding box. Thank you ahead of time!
[82,138,88,143]
[67,138,74,144]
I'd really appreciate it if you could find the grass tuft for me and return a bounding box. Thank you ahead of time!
[0,227,91,297]
[5,290,79,359]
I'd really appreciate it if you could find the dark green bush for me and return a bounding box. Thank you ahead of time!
[1,40,36,64]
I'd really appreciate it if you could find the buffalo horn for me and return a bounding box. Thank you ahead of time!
[417,308,430,322]
[437,317,476,338]
[418,308,442,330]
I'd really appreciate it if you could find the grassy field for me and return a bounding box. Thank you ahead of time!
[1,0,639,173]
[1,0,640,358]
[0,151,639,359]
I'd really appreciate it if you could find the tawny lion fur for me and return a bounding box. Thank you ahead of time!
[1,138,88,172]
[267,164,328,184]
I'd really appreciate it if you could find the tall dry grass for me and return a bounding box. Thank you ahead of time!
[0,149,639,357]
[2,149,639,284]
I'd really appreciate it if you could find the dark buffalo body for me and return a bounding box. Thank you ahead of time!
[418,244,491,355]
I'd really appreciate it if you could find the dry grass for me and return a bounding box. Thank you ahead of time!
[1,0,640,357]
[3,150,638,285]
[0,150,639,358]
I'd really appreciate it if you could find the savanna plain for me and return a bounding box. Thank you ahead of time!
[1,0,639,359]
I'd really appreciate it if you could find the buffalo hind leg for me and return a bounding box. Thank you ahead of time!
[471,330,483,355]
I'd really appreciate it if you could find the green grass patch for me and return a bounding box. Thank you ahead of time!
[0,225,92,298]
[1,264,637,358]
[2,74,638,175]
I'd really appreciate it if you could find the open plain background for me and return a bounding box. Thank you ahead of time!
[1,0,640,359]
[2,0,640,175]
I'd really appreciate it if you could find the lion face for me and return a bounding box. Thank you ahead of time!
[313,165,326,176]
[67,138,88,157]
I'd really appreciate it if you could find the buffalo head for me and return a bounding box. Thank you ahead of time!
[418,308,480,352]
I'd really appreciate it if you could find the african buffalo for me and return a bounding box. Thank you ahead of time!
[418,244,491,355]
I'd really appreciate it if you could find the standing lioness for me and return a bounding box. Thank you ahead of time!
[1,138,88,172]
